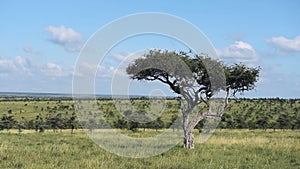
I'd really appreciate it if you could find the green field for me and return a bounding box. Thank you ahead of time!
[0,98,299,131]
[0,129,299,169]
[0,97,300,168]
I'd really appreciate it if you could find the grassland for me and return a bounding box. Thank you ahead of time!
[1,98,299,131]
[0,97,299,168]
[0,129,299,169]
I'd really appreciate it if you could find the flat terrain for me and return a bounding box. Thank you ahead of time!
[0,98,299,130]
[0,129,299,169]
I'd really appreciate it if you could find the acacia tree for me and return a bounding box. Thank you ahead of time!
[0,114,16,131]
[126,50,260,148]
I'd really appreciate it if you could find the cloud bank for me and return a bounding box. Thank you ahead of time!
[266,36,300,53]
[0,56,71,78]
[45,25,83,52]
[217,41,257,64]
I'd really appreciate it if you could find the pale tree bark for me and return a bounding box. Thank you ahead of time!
[182,88,230,149]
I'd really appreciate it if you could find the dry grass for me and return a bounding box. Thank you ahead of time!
[0,129,299,169]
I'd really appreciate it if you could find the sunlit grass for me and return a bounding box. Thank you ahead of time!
[0,129,299,169]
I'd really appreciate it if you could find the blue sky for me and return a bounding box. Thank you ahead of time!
[0,0,299,98]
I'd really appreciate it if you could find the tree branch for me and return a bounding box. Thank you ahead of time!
[186,111,210,135]
[200,91,211,112]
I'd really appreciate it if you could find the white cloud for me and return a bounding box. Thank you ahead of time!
[110,52,143,63]
[111,52,127,61]
[0,58,17,73]
[266,36,300,53]
[218,41,256,57]
[41,63,71,77]
[217,41,257,64]
[14,56,31,75]
[0,56,31,76]
[45,25,83,52]
[74,61,119,78]
[73,60,130,80]
[0,56,73,78]
[97,66,118,78]
[73,62,98,77]
[108,52,143,78]
[0,56,74,92]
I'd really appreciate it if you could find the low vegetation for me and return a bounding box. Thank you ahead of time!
[0,97,299,132]
[0,129,299,169]
[0,96,299,168]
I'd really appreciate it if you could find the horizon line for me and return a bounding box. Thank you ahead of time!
[0,91,299,100]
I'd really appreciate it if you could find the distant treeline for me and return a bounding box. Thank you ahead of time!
[0,92,175,102]
[0,98,299,133]
[217,98,300,130]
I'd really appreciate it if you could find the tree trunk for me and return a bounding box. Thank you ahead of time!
[181,92,224,149]
[71,125,74,134]
[183,110,211,149]
[184,131,195,149]
[182,110,195,149]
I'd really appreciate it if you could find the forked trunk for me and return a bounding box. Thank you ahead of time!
[182,108,212,149]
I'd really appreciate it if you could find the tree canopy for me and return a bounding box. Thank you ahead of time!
[127,50,259,99]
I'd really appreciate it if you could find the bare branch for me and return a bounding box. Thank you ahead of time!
[200,91,211,112]
[186,111,210,135]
